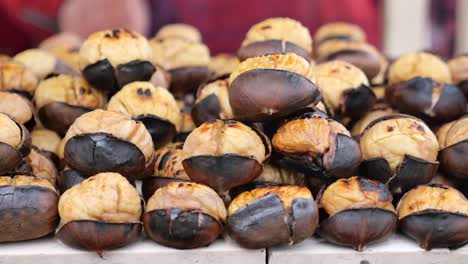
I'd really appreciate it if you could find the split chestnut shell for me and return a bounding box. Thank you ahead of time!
[437,115,468,179]
[0,113,32,175]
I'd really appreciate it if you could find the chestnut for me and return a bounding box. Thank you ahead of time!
[437,115,468,179]
[208,54,240,77]
[359,114,439,195]
[311,60,376,120]
[150,37,212,98]
[237,17,312,61]
[177,101,196,141]
[316,40,382,81]
[0,113,32,174]
[229,53,320,122]
[351,103,396,138]
[31,128,61,168]
[79,29,155,94]
[34,74,106,136]
[386,52,465,123]
[56,172,142,252]
[0,61,38,98]
[107,81,180,148]
[13,147,57,186]
[0,175,59,242]
[314,22,366,46]
[397,184,468,250]
[192,78,233,126]
[228,185,318,248]
[13,48,78,78]
[154,23,202,43]
[272,113,361,178]
[144,182,226,249]
[182,119,271,195]
[448,54,468,97]
[39,32,83,74]
[318,176,397,251]
[58,109,155,180]
[142,142,191,201]
[150,64,171,89]
[0,91,36,130]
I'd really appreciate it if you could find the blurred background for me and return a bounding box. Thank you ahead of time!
[0,0,466,58]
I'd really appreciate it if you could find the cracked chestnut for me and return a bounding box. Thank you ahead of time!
[192,78,233,126]
[0,113,32,174]
[437,115,468,179]
[0,91,36,130]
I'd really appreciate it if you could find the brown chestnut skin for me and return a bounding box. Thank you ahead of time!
[39,103,92,137]
[57,168,88,194]
[438,115,468,179]
[237,40,310,62]
[0,115,32,175]
[0,178,59,242]
[169,66,214,99]
[386,77,466,123]
[229,69,320,122]
[134,115,177,149]
[56,221,142,254]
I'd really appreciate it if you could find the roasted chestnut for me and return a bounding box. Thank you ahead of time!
[13,48,77,78]
[208,54,240,77]
[0,175,59,242]
[107,81,180,148]
[359,114,439,195]
[79,29,155,94]
[272,113,361,178]
[182,119,271,195]
[0,61,38,98]
[237,17,312,61]
[448,54,468,97]
[192,78,233,126]
[154,23,202,43]
[0,113,31,174]
[351,103,396,138]
[56,172,142,252]
[177,102,196,141]
[142,142,190,201]
[150,64,171,89]
[57,167,87,194]
[397,184,468,250]
[437,115,468,179]
[386,52,465,123]
[228,185,318,248]
[150,37,212,98]
[0,91,36,130]
[316,40,382,81]
[144,182,226,249]
[58,109,155,180]
[318,176,397,251]
[314,22,366,46]
[311,60,376,119]
[34,74,106,136]
[13,147,58,186]
[229,53,320,122]
[31,128,61,167]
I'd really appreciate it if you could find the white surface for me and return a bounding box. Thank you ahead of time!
[269,234,468,264]
[0,236,265,264]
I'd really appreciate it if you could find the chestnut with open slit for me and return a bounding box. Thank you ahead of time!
[58,109,155,181]
[191,78,233,126]
[56,173,142,253]
[228,185,318,249]
[0,91,36,130]
[142,142,190,201]
[182,119,271,195]
[31,129,61,168]
[0,113,32,175]
[351,103,395,138]
[35,74,106,136]
[144,182,226,249]
[12,147,58,186]
[79,29,155,94]
[107,81,180,148]
[0,175,59,242]
[437,115,468,179]
[397,184,468,250]
[318,176,397,251]
[272,112,361,178]
[359,114,439,196]
[229,53,320,122]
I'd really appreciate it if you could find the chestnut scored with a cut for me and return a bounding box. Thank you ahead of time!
[0,113,32,175]
[12,147,58,186]
[56,173,142,253]
[351,103,395,138]
[0,91,36,130]
[0,61,38,98]
[229,53,320,122]
[80,29,155,94]
[0,175,59,242]
[144,182,226,249]
[397,184,468,250]
[437,116,468,179]
[272,112,361,178]
[59,109,155,180]
[31,129,61,168]
[182,119,271,195]
[228,185,319,249]
[192,78,233,126]
[359,114,439,196]
[318,176,397,251]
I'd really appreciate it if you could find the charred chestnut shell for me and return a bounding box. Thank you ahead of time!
[0,115,32,175]
[134,114,177,149]
[39,103,92,136]
[0,91,36,131]
[58,168,87,194]
[386,77,466,123]
[237,40,310,62]
[169,66,213,99]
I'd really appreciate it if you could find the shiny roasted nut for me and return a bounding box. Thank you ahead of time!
[437,116,468,179]
[351,104,395,137]
[31,129,61,155]
[314,22,366,45]
[153,142,189,180]
[150,37,210,70]
[144,182,225,249]
[208,54,240,76]
[0,61,38,96]
[192,79,233,125]
[13,49,58,79]
[0,91,34,127]
[154,23,202,43]
[228,185,318,248]
[397,184,468,250]
[388,52,452,85]
[0,113,31,174]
